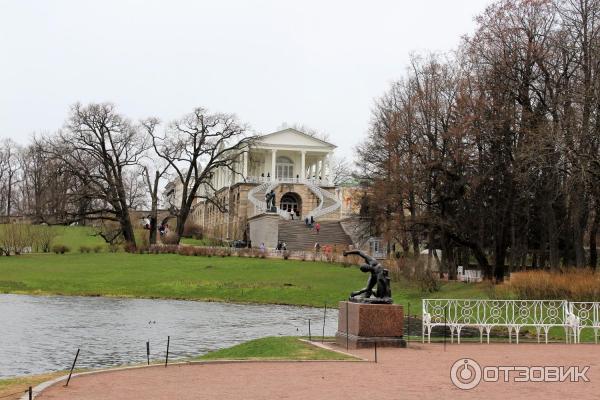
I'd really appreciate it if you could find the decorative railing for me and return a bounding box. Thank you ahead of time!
[422,299,576,344]
[569,302,600,343]
[246,178,342,220]
[303,179,341,220]
[246,176,332,186]
[247,181,271,214]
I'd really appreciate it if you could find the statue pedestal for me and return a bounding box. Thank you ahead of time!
[335,301,406,349]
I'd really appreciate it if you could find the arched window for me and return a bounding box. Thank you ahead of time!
[276,156,294,179]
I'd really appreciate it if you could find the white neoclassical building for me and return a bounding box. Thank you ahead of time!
[166,128,357,249]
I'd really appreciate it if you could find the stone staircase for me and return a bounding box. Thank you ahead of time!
[277,220,353,251]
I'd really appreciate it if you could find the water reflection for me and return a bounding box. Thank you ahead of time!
[0,294,338,378]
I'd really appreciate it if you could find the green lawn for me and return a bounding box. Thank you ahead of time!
[0,252,488,308]
[197,336,356,361]
[50,226,107,249]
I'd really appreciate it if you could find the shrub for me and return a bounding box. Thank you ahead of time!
[507,269,600,302]
[0,224,34,255]
[161,233,180,245]
[108,243,120,253]
[52,244,70,254]
[182,222,203,240]
[36,225,56,253]
[149,244,179,254]
[414,269,441,293]
[79,246,91,253]
[283,250,291,260]
[177,246,196,257]
[123,243,137,253]
[93,245,103,253]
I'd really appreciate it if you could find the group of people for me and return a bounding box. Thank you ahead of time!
[276,241,287,251]
[314,242,335,255]
[304,216,320,233]
[142,216,169,236]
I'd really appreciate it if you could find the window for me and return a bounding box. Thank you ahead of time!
[276,156,294,179]
[369,238,382,255]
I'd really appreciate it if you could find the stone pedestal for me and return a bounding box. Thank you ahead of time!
[248,213,279,249]
[336,301,406,349]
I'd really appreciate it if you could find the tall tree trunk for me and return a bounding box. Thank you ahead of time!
[120,209,136,245]
[6,173,12,217]
[545,197,560,269]
[590,209,599,269]
[409,191,420,255]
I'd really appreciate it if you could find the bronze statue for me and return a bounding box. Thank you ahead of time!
[343,250,392,304]
[265,190,276,211]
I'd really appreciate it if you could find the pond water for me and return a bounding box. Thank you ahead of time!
[0,294,338,378]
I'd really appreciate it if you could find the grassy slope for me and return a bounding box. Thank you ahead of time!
[198,336,355,361]
[51,226,107,248]
[0,225,489,307]
[0,371,70,400]
[0,252,487,308]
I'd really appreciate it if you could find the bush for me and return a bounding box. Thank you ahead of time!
[52,244,70,254]
[161,233,180,245]
[93,245,103,253]
[36,225,56,253]
[283,250,291,260]
[238,248,258,258]
[182,222,203,240]
[123,243,137,253]
[149,244,179,254]
[508,269,600,301]
[79,246,91,253]
[414,269,441,293]
[108,243,120,253]
[0,224,34,256]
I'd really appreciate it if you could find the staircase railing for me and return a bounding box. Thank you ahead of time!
[304,180,342,220]
[247,181,271,214]
[247,178,342,220]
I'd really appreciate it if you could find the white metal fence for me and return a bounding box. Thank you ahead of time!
[421,299,590,344]
[569,302,600,343]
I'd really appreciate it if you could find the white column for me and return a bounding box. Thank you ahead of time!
[300,151,306,179]
[243,152,248,179]
[271,149,277,179]
[317,157,323,179]
[325,152,332,184]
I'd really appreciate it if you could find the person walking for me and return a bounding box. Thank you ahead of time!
[314,242,321,254]
[315,222,321,234]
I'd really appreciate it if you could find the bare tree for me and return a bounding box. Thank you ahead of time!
[140,118,171,245]
[330,156,354,185]
[0,139,22,219]
[149,107,253,243]
[40,103,147,246]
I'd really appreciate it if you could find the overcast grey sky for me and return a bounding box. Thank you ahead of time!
[0,0,491,158]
